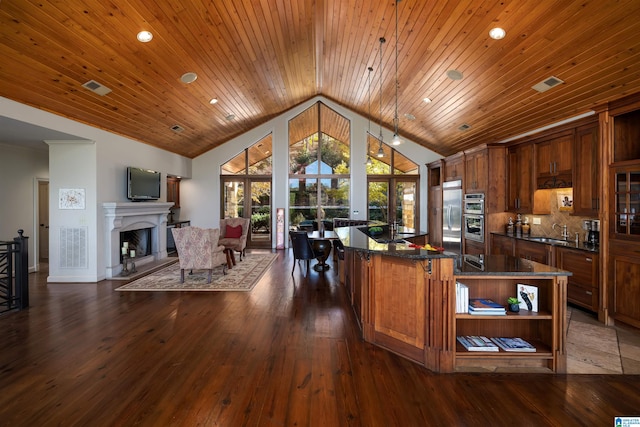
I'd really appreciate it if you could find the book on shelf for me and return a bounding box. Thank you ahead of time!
[456,336,500,352]
[490,337,536,352]
[468,298,506,311]
[456,281,469,314]
[468,308,506,316]
[517,284,538,312]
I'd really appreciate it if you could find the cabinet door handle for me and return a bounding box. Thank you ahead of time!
[586,291,593,296]
[585,258,592,262]
[549,162,553,174]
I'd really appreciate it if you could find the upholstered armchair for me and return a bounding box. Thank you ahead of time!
[171,226,227,283]
[219,217,250,261]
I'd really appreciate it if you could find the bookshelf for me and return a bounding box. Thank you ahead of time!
[453,275,566,372]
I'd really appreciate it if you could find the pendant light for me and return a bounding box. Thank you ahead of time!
[377,37,386,158]
[366,66,373,166]
[391,0,402,146]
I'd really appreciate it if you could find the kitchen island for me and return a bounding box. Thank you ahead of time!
[335,225,569,373]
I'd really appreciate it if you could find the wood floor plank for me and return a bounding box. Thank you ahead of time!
[0,250,639,426]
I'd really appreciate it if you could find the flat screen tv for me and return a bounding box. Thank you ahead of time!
[127,167,161,201]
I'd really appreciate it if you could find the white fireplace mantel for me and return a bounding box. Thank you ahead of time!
[103,202,174,278]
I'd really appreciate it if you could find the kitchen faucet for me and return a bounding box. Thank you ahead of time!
[552,223,569,240]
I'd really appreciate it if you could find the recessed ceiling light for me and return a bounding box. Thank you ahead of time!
[489,27,506,40]
[136,31,153,42]
[446,69,463,80]
[209,98,218,104]
[180,72,198,84]
[225,114,235,121]
[404,113,416,120]
[423,97,432,104]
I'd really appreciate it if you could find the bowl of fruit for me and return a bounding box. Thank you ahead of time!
[408,242,445,253]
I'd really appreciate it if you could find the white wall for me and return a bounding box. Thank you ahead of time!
[1,97,191,282]
[0,143,49,271]
[187,96,442,246]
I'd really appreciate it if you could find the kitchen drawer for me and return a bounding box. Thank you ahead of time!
[568,284,598,312]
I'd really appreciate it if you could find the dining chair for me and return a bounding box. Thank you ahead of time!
[289,230,319,274]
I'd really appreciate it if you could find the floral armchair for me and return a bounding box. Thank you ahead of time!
[219,217,250,261]
[171,226,227,283]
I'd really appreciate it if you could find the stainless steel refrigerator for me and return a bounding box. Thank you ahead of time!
[442,180,462,253]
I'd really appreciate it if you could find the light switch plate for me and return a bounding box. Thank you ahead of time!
[532,217,541,225]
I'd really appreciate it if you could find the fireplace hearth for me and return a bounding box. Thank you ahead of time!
[103,202,173,278]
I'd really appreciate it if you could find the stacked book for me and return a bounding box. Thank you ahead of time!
[456,336,499,352]
[455,281,469,314]
[468,298,506,315]
[490,337,536,352]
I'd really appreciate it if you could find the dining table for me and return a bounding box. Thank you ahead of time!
[306,230,338,271]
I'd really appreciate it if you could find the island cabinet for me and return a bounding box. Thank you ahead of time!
[515,239,553,265]
[454,258,567,373]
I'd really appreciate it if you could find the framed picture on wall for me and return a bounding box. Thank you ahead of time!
[557,189,573,212]
[59,188,85,209]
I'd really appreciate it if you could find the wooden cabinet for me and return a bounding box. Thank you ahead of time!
[507,143,533,212]
[167,177,181,208]
[444,154,464,182]
[464,149,488,193]
[454,274,567,373]
[535,132,573,189]
[557,247,599,312]
[515,239,552,265]
[609,240,640,328]
[613,108,640,163]
[167,220,190,254]
[573,124,600,216]
[611,164,640,238]
[427,161,443,246]
[464,239,484,255]
[490,234,514,256]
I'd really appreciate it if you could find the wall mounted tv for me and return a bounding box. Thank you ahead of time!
[127,167,161,201]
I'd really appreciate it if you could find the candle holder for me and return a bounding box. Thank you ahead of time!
[129,254,137,274]
[120,254,130,276]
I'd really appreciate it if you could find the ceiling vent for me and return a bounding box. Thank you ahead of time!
[458,123,471,131]
[81,80,112,96]
[170,124,185,133]
[532,76,564,93]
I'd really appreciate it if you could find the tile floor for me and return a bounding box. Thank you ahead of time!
[566,306,640,374]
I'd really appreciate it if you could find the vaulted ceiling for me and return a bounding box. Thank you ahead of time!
[2,0,640,159]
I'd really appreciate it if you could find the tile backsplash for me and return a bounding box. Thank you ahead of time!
[504,188,597,243]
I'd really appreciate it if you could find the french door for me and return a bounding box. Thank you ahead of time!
[222,178,272,248]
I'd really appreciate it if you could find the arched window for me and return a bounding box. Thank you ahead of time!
[288,102,350,230]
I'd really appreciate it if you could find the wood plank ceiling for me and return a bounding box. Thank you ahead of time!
[2,0,640,159]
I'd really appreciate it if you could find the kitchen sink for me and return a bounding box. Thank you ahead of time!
[527,237,570,245]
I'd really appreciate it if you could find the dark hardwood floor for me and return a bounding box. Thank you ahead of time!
[1,250,639,426]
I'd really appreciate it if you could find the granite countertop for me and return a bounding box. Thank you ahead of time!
[491,232,599,253]
[455,254,572,276]
[335,225,455,260]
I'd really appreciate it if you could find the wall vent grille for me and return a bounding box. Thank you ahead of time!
[59,227,88,269]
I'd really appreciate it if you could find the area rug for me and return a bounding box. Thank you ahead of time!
[115,253,278,292]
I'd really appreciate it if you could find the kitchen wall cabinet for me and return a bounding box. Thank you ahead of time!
[535,131,573,189]
[573,124,600,216]
[464,149,487,193]
[557,247,599,312]
[507,143,533,212]
[611,164,640,238]
[444,154,464,182]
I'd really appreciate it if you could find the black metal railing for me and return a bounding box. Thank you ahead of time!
[0,230,29,313]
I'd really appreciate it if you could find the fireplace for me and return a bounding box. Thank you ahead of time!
[120,228,153,262]
[103,202,173,278]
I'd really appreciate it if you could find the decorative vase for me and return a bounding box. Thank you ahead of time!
[509,303,520,313]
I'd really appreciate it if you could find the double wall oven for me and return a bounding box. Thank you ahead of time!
[463,193,485,242]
